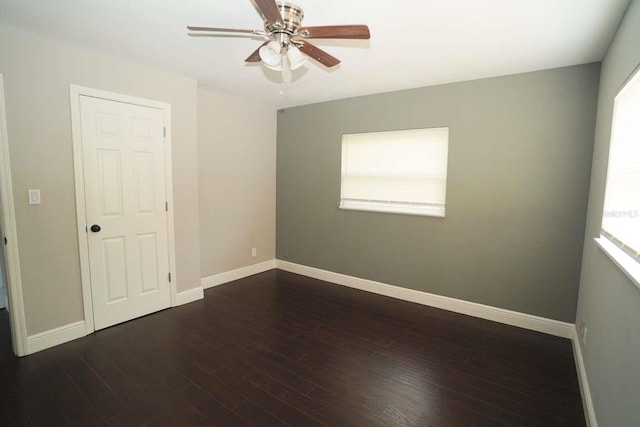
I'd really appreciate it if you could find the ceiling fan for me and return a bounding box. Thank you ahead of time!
[187,0,370,81]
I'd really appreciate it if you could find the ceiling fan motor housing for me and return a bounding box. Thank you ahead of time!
[265,2,304,41]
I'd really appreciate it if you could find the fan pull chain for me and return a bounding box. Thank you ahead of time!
[281,50,292,85]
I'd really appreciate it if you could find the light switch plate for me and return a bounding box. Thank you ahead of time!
[28,189,41,205]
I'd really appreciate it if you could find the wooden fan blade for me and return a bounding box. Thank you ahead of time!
[252,0,284,26]
[245,42,269,62]
[187,26,265,36]
[296,40,340,67]
[298,25,370,39]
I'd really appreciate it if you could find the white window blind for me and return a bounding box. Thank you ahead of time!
[340,127,449,217]
[601,67,640,262]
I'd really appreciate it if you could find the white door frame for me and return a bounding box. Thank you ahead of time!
[70,85,178,335]
[0,74,29,356]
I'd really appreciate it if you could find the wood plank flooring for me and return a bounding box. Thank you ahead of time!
[0,269,586,426]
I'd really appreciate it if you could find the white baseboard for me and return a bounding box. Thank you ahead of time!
[25,287,204,355]
[201,260,277,289]
[275,260,574,338]
[27,320,86,354]
[175,286,204,306]
[572,327,598,427]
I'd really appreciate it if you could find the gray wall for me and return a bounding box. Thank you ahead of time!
[576,0,640,425]
[0,24,200,335]
[277,64,599,322]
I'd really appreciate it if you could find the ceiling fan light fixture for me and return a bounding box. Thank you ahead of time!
[259,40,282,66]
[287,45,307,70]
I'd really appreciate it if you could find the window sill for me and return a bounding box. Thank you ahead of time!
[594,237,640,291]
[339,201,445,218]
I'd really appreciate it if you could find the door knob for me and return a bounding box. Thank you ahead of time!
[90,224,101,233]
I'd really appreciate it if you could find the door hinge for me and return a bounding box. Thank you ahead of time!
[165,201,168,212]
[163,127,166,138]
[168,272,172,282]
[3,236,7,245]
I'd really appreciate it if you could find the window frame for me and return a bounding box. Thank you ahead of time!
[596,64,640,290]
[339,127,449,218]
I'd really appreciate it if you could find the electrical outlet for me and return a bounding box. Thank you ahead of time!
[251,247,257,258]
[579,321,588,348]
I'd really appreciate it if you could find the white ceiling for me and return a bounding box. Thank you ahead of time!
[0,0,631,108]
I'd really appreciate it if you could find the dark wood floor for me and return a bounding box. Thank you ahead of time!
[0,269,585,426]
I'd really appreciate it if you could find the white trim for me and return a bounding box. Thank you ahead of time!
[162,106,177,307]
[69,85,177,335]
[69,86,94,334]
[572,326,598,427]
[27,321,86,354]
[275,260,574,338]
[0,74,29,356]
[594,237,640,290]
[339,200,445,217]
[175,286,204,306]
[201,260,277,289]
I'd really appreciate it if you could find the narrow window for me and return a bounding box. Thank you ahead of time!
[597,66,640,287]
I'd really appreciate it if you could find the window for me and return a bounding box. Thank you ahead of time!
[597,65,640,288]
[340,127,449,217]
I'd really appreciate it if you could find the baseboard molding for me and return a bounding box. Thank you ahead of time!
[276,260,574,338]
[26,287,204,355]
[175,286,204,306]
[27,320,86,355]
[572,327,598,427]
[201,260,277,289]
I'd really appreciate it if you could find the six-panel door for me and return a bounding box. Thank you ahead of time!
[80,95,171,330]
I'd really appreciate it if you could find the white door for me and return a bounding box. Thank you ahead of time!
[80,95,171,330]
